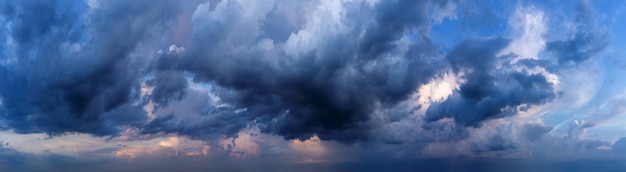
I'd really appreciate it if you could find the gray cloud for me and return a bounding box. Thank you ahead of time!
[469,122,553,154]
[546,0,609,65]
[0,0,567,145]
[146,0,449,142]
[520,122,553,142]
[425,38,557,126]
[0,0,179,136]
[0,0,617,157]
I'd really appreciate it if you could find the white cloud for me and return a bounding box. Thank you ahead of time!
[192,0,275,46]
[284,0,348,56]
[499,6,546,62]
[430,1,458,24]
[557,63,604,108]
[416,71,464,112]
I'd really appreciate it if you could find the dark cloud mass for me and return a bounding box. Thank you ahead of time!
[151,0,445,141]
[0,0,611,149]
[0,0,179,135]
[1,0,626,171]
[425,38,557,126]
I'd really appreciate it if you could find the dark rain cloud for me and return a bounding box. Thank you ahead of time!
[0,0,561,143]
[0,0,613,148]
[142,0,452,142]
[425,38,557,126]
[148,46,189,108]
[0,0,179,136]
[146,71,188,107]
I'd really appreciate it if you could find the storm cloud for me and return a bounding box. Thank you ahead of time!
[425,38,557,126]
[0,0,604,144]
[0,0,625,171]
[146,0,448,141]
[0,0,179,135]
[0,2,623,170]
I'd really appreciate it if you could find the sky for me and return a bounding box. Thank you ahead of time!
[1,0,626,171]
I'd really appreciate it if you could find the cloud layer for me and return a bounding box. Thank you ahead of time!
[1,0,625,170]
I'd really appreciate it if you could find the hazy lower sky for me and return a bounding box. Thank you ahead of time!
[1,0,626,171]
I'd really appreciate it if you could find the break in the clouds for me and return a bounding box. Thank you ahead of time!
[1,0,626,171]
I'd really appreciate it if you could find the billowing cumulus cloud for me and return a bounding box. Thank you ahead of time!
[149,0,451,141]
